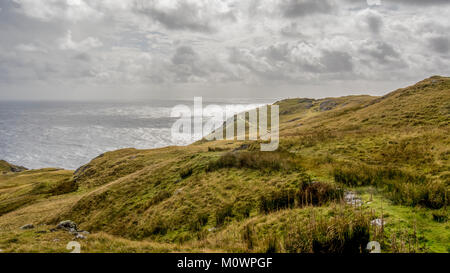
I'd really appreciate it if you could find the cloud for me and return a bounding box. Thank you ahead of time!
[0,0,449,99]
[16,43,47,53]
[133,0,236,33]
[58,30,102,51]
[391,0,450,6]
[366,13,383,34]
[13,0,103,22]
[320,50,353,73]
[429,36,449,54]
[279,0,333,17]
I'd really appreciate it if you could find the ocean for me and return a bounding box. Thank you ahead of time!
[0,99,271,170]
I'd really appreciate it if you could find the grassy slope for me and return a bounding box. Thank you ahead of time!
[0,76,448,253]
[0,160,27,174]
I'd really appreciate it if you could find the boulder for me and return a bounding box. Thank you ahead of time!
[20,224,34,230]
[56,220,77,231]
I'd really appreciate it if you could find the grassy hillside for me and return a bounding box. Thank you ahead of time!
[0,160,27,174]
[0,76,448,253]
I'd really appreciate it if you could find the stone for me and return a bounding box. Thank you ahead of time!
[20,224,34,230]
[344,191,362,207]
[75,234,86,240]
[57,220,77,231]
[371,219,385,227]
[319,100,338,112]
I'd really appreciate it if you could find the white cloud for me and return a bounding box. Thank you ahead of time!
[16,43,47,53]
[0,0,449,99]
[13,0,103,22]
[58,30,102,51]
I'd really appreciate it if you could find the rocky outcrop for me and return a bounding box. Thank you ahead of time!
[0,160,28,174]
[20,224,34,230]
[53,220,88,239]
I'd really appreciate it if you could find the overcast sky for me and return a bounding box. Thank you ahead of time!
[0,0,449,101]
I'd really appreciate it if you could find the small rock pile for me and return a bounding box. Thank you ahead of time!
[19,220,89,240]
[344,191,363,206]
[51,220,89,239]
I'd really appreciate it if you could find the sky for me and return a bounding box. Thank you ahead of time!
[0,0,449,101]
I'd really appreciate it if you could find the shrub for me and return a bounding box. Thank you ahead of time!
[215,204,234,226]
[333,162,448,209]
[189,213,209,231]
[259,181,343,214]
[207,151,301,173]
[180,167,193,179]
[145,190,172,207]
[49,179,78,195]
[242,223,255,250]
[432,209,448,223]
[284,209,371,253]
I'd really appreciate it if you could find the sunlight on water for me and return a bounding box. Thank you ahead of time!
[0,99,270,169]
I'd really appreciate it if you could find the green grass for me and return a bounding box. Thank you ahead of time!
[357,187,449,253]
[0,76,448,253]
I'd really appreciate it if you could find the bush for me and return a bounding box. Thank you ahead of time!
[145,190,172,207]
[284,209,371,253]
[189,213,209,231]
[180,167,193,179]
[215,204,234,226]
[259,181,343,214]
[333,163,426,187]
[207,151,301,173]
[432,209,448,223]
[333,163,448,209]
[49,179,78,195]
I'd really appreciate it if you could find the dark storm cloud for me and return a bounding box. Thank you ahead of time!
[366,14,383,35]
[344,0,450,6]
[0,0,449,99]
[359,41,400,64]
[320,51,353,73]
[133,0,235,33]
[393,0,450,5]
[429,37,450,54]
[171,46,208,81]
[280,0,333,18]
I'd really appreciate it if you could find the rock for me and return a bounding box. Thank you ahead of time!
[371,219,385,227]
[20,224,34,230]
[79,230,90,235]
[75,234,86,240]
[319,100,338,112]
[344,191,362,206]
[69,228,78,235]
[57,220,77,231]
